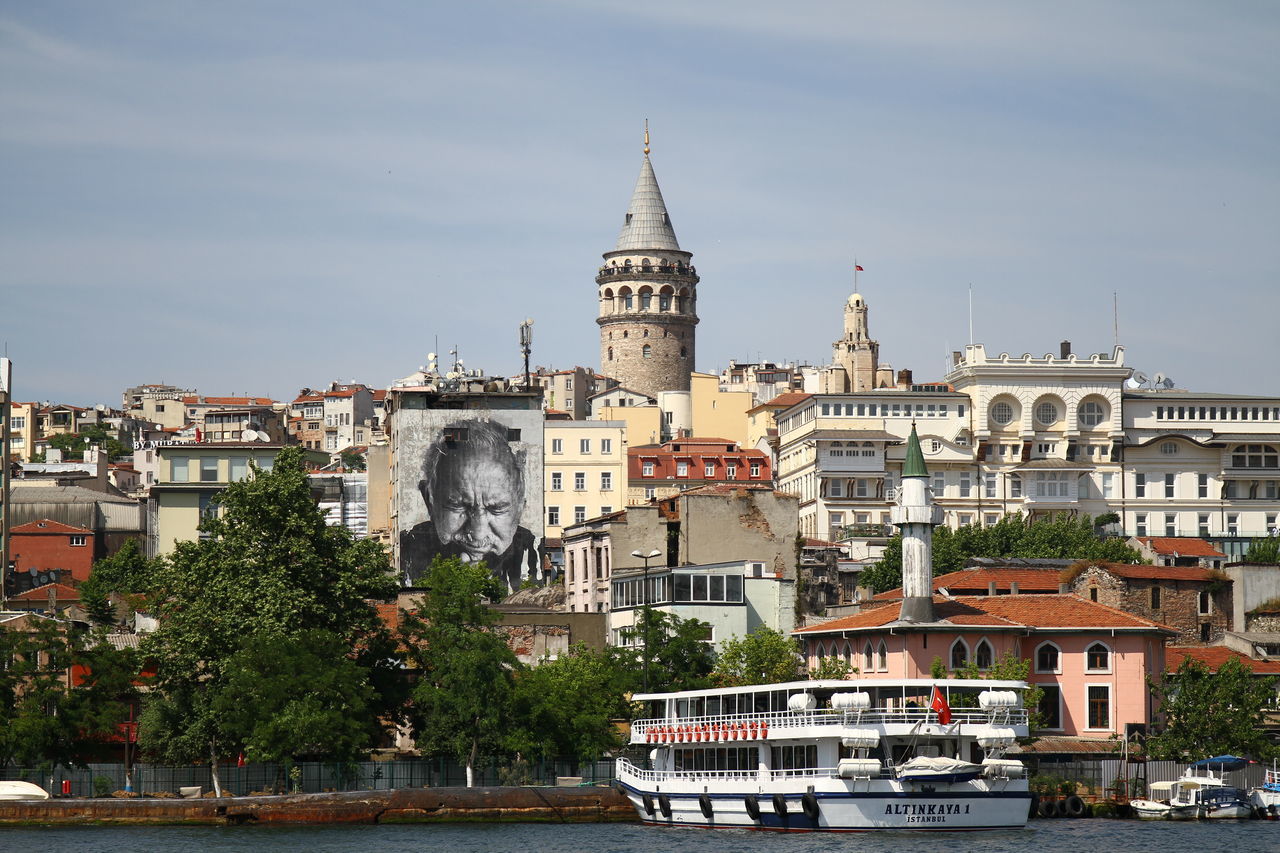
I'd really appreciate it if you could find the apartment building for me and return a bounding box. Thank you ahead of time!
[627,437,771,505]
[543,420,627,541]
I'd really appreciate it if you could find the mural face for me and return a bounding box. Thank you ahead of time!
[396,410,544,593]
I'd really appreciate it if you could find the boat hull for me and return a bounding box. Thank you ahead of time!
[617,778,1030,831]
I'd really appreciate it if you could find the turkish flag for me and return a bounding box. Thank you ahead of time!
[930,685,951,725]
[855,265,865,271]
[237,752,246,768]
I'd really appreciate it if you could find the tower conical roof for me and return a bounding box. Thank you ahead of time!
[615,155,681,252]
[902,422,929,479]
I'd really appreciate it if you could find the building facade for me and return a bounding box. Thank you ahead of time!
[543,420,627,541]
[627,438,771,505]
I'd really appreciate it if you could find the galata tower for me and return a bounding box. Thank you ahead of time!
[596,129,699,399]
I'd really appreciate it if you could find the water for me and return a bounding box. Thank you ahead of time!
[0,820,1276,853]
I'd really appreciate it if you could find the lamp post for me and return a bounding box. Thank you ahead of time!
[631,548,661,691]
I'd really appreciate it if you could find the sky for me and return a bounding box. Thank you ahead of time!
[2,0,1277,407]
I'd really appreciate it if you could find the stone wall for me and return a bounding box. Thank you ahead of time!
[1071,567,1232,645]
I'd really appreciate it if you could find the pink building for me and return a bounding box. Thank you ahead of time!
[794,594,1174,740]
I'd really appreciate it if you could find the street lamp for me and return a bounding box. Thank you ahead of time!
[631,548,661,690]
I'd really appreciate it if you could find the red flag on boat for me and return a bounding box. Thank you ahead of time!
[930,685,951,725]
[855,265,865,271]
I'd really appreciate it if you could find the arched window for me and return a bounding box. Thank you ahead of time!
[642,344,652,359]
[640,292,652,310]
[606,347,613,361]
[1035,642,1060,673]
[990,401,1015,426]
[974,639,993,670]
[863,641,874,672]
[876,640,887,671]
[680,346,687,358]
[1079,400,1107,428]
[1086,642,1110,672]
[950,639,968,670]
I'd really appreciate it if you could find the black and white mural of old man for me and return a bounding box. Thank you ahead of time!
[397,413,544,592]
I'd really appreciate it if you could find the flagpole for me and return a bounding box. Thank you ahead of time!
[967,284,974,347]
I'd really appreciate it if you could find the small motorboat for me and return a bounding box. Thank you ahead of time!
[1249,760,1280,817]
[0,781,50,801]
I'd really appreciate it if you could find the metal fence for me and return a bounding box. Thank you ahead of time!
[1026,757,1267,797]
[0,757,620,798]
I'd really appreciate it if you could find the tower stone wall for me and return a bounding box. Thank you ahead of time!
[596,148,698,400]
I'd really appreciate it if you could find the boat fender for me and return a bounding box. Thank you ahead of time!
[642,794,655,816]
[744,794,762,821]
[658,793,672,819]
[1065,795,1085,818]
[773,793,788,818]
[802,791,820,822]
[699,793,714,820]
[761,721,769,739]
[1028,793,1040,819]
[1038,798,1057,819]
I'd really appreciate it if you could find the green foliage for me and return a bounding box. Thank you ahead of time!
[508,644,630,767]
[139,447,398,769]
[948,649,1045,730]
[47,425,128,461]
[1093,511,1120,528]
[619,609,715,693]
[214,630,376,765]
[79,539,156,627]
[713,627,802,687]
[401,556,518,784]
[930,656,947,679]
[0,621,140,769]
[1244,536,1280,564]
[861,513,1143,593]
[1147,656,1279,761]
[808,656,854,680]
[339,449,367,472]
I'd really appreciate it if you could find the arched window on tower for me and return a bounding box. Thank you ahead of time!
[607,347,613,361]
[641,258,652,271]
[680,346,687,358]
[641,292,652,310]
[642,344,652,358]
[659,294,671,311]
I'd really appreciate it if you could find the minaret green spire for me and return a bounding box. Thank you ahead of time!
[902,421,928,479]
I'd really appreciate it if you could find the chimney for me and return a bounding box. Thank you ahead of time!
[1060,340,1072,359]
[952,350,963,366]
[1010,582,1020,595]
[1058,583,1070,594]
[896,368,913,390]
[988,581,997,596]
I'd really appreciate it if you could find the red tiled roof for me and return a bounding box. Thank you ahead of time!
[371,389,387,401]
[766,392,812,409]
[1166,646,1280,675]
[1100,564,1219,582]
[872,567,1061,600]
[1135,537,1226,558]
[804,538,843,549]
[10,519,92,535]
[797,594,1174,634]
[11,583,81,601]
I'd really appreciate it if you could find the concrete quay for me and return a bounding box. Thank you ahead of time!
[0,785,638,826]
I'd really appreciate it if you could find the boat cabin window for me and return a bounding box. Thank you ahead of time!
[673,746,756,772]
[771,744,818,771]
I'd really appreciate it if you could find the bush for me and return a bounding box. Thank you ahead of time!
[93,776,114,797]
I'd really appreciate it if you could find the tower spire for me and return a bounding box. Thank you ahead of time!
[644,118,650,155]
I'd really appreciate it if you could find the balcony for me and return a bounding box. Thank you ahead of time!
[596,265,698,285]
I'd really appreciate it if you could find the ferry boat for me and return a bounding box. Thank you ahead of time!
[615,677,1032,831]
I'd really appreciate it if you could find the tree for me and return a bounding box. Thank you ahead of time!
[339,449,367,472]
[139,447,398,794]
[861,513,1143,593]
[1147,656,1278,761]
[619,609,715,693]
[79,538,156,626]
[950,650,1045,730]
[809,656,855,680]
[0,620,139,771]
[1244,536,1280,564]
[401,556,518,787]
[713,627,802,686]
[508,644,630,770]
[46,424,128,462]
[214,630,377,790]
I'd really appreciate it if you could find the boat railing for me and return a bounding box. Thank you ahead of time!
[631,707,1027,739]
[617,757,838,783]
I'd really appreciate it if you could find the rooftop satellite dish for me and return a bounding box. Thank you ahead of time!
[241,429,259,442]
[427,352,436,362]
[1124,377,1143,390]
[1132,371,1148,386]
[39,572,51,586]
[1152,372,1166,388]
[256,430,270,442]
[1161,377,1174,389]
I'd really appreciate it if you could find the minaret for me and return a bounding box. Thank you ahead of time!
[891,423,944,622]
[596,126,699,399]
